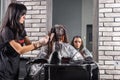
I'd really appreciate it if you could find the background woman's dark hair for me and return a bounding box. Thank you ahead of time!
[47,24,69,58]
[0,2,27,40]
[71,35,84,51]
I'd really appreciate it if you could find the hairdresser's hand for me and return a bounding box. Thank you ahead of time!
[39,33,54,44]
[39,35,49,45]
[33,33,54,49]
[33,35,49,49]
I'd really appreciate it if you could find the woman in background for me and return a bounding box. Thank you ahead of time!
[71,35,93,60]
[71,36,100,80]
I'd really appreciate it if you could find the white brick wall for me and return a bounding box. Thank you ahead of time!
[16,0,48,57]
[99,0,114,3]
[99,0,120,79]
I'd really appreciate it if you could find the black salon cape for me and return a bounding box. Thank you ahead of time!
[0,27,26,80]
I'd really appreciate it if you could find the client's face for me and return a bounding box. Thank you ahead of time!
[73,38,82,49]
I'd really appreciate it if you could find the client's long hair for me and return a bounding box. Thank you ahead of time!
[46,24,69,58]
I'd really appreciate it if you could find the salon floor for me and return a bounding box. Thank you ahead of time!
[19,58,29,80]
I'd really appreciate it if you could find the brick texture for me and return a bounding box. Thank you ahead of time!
[99,0,120,79]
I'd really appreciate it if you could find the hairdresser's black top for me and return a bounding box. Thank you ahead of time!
[1,27,26,80]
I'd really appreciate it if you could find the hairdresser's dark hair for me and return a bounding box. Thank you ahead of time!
[71,35,84,51]
[0,2,27,40]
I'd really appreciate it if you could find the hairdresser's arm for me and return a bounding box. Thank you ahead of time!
[9,40,35,54]
[9,35,49,54]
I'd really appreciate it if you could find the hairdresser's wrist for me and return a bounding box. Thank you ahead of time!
[33,43,37,49]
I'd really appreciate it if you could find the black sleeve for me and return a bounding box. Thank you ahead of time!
[1,27,14,43]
